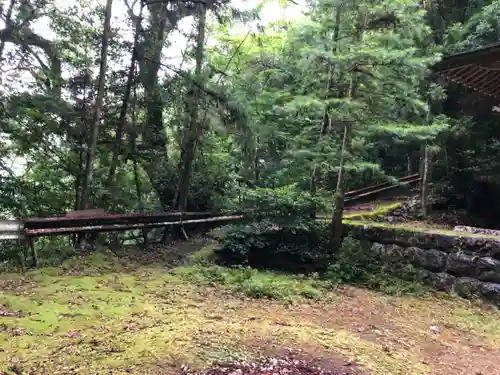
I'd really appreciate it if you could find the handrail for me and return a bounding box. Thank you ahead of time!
[345,173,419,198]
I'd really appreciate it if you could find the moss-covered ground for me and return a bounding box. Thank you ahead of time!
[0,241,499,375]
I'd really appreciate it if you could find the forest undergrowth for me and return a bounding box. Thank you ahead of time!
[0,239,499,375]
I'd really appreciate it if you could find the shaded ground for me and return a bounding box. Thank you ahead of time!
[0,243,499,375]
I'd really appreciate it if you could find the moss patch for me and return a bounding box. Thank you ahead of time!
[344,219,500,240]
[0,252,499,375]
[343,202,402,221]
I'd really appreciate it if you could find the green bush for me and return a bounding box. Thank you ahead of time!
[215,185,332,273]
[226,184,325,219]
[215,219,332,273]
[325,234,427,295]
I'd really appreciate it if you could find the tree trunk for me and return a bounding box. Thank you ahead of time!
[309,4,342,217]
[418,142,425,200]
[79,0,114,211]
[330,123,351,250]
[137,1,171,209]
[172,3,206,211]
[72,146,84,246]
[132,2,224,210]
[105,0,143,193]
[130,86,147,244]
[443,146,450,177]
[329,13,363,250]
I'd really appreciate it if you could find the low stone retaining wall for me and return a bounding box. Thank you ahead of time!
[347,223,500,306]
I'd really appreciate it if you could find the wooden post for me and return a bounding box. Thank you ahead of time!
[27,236,39,268]
[420,98,434,217]
[420,144,429,217]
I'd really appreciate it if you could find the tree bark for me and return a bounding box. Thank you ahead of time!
[129,0,231,209]
[330,123,351,250]
[172,3,206,211]
[136,0,172,209]
[79,0,114,211]
[130,84,147,244]
[418,141,425,202]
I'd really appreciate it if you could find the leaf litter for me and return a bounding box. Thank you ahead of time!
[181,355,366,375]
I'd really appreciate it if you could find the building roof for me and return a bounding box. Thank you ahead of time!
[433,42,500,101]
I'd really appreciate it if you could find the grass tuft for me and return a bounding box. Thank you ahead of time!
[172,264,326,303]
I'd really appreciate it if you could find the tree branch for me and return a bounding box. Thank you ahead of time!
[0,26,62,97]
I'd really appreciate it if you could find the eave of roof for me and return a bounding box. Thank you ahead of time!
[433,42,500,71]
[432,42,500,101]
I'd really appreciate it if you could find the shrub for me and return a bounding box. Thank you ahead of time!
[325,234,427,295]
[226,184,325,219]
[215,185,332,273]
[215,219,332,273]
[189,244,218,265]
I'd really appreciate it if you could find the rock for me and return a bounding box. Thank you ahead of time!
[476,257,500,283]
[376,198,421,223]
[453,226,500,237]
[418,270,456,291]
[479,283,500,307]
[477,270,500,283]
[404,247,446,272]
[370,242,386,257]
[453,277,482,299]
[347,223,500,257]
[370,243,404,260]
[456,236,500,259]
[429,325,441,333]
[446,252,476,277]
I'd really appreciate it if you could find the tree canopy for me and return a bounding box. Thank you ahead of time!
[0,0,499,237]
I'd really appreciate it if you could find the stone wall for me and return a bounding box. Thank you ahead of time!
[347,224,500,307]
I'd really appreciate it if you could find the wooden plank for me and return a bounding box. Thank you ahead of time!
[65,209,106,217]
[25,215,244,237]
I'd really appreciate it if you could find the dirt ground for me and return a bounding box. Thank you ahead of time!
[0,247,499,375]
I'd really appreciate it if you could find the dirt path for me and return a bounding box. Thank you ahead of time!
[296,287,500,375]
[191,287,500,375]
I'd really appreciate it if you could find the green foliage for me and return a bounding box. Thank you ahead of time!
[226,184,325,219]
[215,219,332,272]
[217,183,330,272]
[325,235,427,295]
[174,264,324,302]
[189,244,219,265]
[0,0,498,268]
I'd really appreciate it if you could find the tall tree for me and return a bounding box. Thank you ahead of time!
[79,0,114,211]
[172,2,207,211]
[105,0,144,196]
